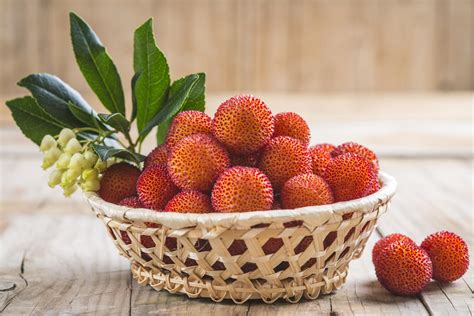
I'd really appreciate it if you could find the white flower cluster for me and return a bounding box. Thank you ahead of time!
[40,128,114,196]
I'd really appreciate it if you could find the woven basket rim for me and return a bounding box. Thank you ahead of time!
[86,171,396,228]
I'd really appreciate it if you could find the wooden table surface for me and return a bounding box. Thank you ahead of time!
[0,93,473,315]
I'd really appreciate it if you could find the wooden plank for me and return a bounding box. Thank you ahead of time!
[298,0,377,92]
[1,0,474,93]
[375,0,437,91]
[436,0,474,90]
[131,282,250,315]
[0,214,131,314]
[0,0,42,97]
[378,158,474,315]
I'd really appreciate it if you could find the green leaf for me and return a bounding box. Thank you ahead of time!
[130,71,141,122]
[169,73,206,111]
[70,12,125,115]
[17,73,92,128]
[156,118,171,145]
[156,73,206,143]
[98,113,130,134]
[133,18,170,134]
[91,144,145,164]
[67,101,103,130]
[5,96,64,145]
[140,74,199,138]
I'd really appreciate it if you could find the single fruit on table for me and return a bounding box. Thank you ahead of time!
[164,190,213,213]
[421,231,469,282]
[281,173,334,209]
[309,146,332,177]
[167,133,230,192]
[137,164,179,210]
[144,144,168,169]
[258,136,312,191]
[372,233,415,266]
[166,111,213,149]
[229,152,260,167]
[313,143,336,154]
[213,94,274,155]
[212,166,273,212]
[323,153,378,202]
[118,196,144,244]
[375,240,433,296]
[332,142,379,172]
[98,162,141,203]
[273,112,310,146]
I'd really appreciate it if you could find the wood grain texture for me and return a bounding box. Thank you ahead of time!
[0,214,131,315]
[1,0,473,96]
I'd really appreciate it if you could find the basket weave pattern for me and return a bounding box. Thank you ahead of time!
[87,172,396,304]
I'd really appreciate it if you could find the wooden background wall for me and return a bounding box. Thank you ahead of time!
[1,0,473,99]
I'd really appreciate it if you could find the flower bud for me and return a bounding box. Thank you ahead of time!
[84,150,98,166]
[94,160,108,173]
[58,128,75,147]
[56,153,72,170]
[42,147,62,170]
[65,168,81,183]
[64,138,82,155]
[68,153,87,170]
[63,184,78,197]
[81,179,100,192]
[40,135,57,152]
[82,168,99,181]
[48,169,63,188]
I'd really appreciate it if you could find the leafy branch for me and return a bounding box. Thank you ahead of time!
[4,13,206,167]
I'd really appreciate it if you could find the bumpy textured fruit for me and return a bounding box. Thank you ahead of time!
[421,231,469,282]
[212,167,273,212]
[375,240,433,296]
[332,142,379,172]
[313,143,336,154]
[144,144,168,169]
[372,234,415,266]
[137,164,179,210]
[273,112,310,145]
[164,190,213,213]
[98,163,141,203]
[166,111,213,149]
[119,196,144,208]
[258,136,312,191]
[323,153,378,202]
[309,146,332,177]
[213,95,274,155]
[168,134,230,192]
[281,174,334,209]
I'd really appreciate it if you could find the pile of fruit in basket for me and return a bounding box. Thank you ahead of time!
[6,12,468,299]
[96,94,381,213]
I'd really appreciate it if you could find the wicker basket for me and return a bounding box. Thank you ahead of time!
[86,171,397,304]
